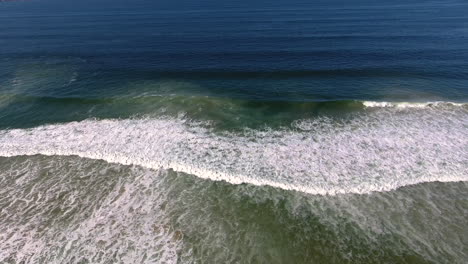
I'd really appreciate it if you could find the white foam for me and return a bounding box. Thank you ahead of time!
[0,107,467,195]
[362,101,467,108]
[0,158,183,263]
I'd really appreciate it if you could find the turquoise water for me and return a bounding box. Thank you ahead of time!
[0,0,467,263]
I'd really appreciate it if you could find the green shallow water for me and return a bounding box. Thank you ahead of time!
[1,58,467,130]
[1,90,466,130]
[0,156,466,263]
[0,92,367,129]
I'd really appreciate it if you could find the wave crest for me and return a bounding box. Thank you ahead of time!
[362,101,467,108]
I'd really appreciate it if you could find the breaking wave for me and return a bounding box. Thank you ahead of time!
[0,104,467,195]
[362,101,466,108]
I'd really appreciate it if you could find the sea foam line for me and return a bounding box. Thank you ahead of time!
[362,101,467,108]
[0,108,467,195]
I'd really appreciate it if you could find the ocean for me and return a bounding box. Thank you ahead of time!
[0,0,467,263]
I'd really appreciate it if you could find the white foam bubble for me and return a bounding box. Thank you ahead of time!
[0,158,183,263]
[362,101,467,108]
[0,106,467,195]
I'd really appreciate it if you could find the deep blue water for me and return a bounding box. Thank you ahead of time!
[1,0,468,104]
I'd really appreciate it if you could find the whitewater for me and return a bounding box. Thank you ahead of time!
[0,102,466,195]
